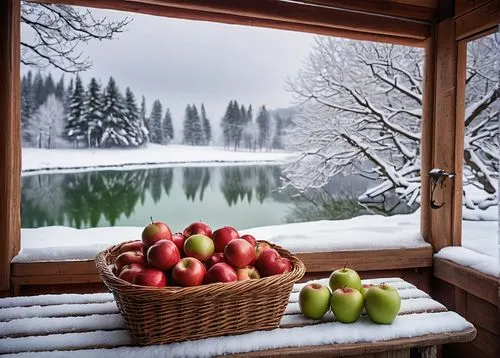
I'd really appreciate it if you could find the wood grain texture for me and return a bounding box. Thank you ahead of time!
[455,0,492,17]
[296,247,433,273]
[455,0,500,40]
[430,17,458,252]
[0,0,21,292]
[33,0,429,45]
[433,258,499,306]
[420,31,436,245]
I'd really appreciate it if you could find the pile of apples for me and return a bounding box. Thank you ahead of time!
[299,266,401,324]
[113,220,292,287]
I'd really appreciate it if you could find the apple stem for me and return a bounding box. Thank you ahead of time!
[343,263,346,271]
[150,216,154,224]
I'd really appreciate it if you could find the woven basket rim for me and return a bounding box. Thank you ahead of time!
[96,239,305,300]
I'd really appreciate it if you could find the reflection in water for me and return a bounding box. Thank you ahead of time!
[21,165,417,229]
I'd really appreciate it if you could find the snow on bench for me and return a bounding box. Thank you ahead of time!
[435,246,499,278]
[0,278,473,357]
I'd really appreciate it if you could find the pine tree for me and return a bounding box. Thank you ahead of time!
[21,71,34,146]
[162,107,174,143]
[31,71,45,109]
[272,114,284,149]
[200,103,212,145]
[140,95,149,141]
[191,104,203,146]
[65,75,85,146]
[220,101,233,148]
[44,73,56,103]
[100,77,132,147]
[256,105,270,150]
[149,100,163,144]
[183,104,193,145]
[64,78,73,115]
[31,94,66,149]
[55,75,65,100]
[243,105,254,149]
[124,87,146,146]
[83,78,103,147]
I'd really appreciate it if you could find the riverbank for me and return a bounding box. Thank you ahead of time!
[22,145,293,175]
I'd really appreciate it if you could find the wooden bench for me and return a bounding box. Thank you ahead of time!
[0,277,476,357]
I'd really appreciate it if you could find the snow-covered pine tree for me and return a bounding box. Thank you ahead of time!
[31,94,66,149]
[44,73,56,103]
[191,104,203,146]
[55,75,65,101]
[256,105,270,150]
[243,105,254,149]
[83,78,103,147]
[140,95,149,142]
[271,114,284,149]
[200,103,211,145]
[220,101,232,148]
[124,87,146,146]
[149,100,163,144]
[183,104,193,145]
[21,71,34,146]
[64,78,73,115]
[100,77,133,147]
[31,71,45,109]
[162,107,174,144]
[65,75,86,147]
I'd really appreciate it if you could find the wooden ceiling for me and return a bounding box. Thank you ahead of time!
[32,0,440,46]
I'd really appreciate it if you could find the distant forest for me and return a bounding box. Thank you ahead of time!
[21,71,293,150]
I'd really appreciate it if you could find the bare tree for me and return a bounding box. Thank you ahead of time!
[21,1,130,73]
[284,35,499,210]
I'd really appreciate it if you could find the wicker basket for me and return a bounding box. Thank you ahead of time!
[95,240,305,345]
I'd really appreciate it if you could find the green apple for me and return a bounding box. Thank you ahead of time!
[360,283,374,298]
[183,234,214,262]
[329,266,361,291]
[299,283,331,320]
[364,284,401,324]
[330,287,364,323]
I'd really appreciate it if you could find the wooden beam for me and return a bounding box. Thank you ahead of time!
[429,17,459,252]
[433,258,499,306]
[34,0,429,45]
[296,247,433,273]
[455,0,500,40]
[0,0,21,293]
[420,27,436,244]
[455,0,492,17]
[294,0,436,22]
[12,260,98,276]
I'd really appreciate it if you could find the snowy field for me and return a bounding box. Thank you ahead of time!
[22,145,293,175]
[14,210,499,277]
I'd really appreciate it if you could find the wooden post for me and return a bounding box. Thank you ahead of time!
[0,0,21,294]
[428,16,462,252]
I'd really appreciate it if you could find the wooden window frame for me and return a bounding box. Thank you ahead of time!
[1,0,498,295]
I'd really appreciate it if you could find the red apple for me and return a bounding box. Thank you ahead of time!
[118,263,146,283]
[255,242,272,259]
[206,253,225,269]
[141,219,172,248]
[132,268,167,287]
[147,239,181,271]
[119,240,144,254]
[236,266,261,281]
[172,257,206,287]
[212,226,239,253]
[224,239,256,269]
[184,234,214,262]
[183,222,212,239]
[240,234,257,248]
[115,251,146,272]
[255,249,292,277]
[204,263,237,284]
[171,233,186,255]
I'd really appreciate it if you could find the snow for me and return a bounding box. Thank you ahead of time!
[14,212,430,263]
[0,312,472,357]
[0,293,113,308]
[0,302,118,321]
[21,144,293,175]
[435,247,499,278]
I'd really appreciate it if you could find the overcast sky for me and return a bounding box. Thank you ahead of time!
[23,7,317,138]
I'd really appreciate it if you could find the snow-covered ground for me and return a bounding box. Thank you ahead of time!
[22,145,293,175]
[14,211,499,277]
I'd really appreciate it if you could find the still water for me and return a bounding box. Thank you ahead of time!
[21,165,416,231]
